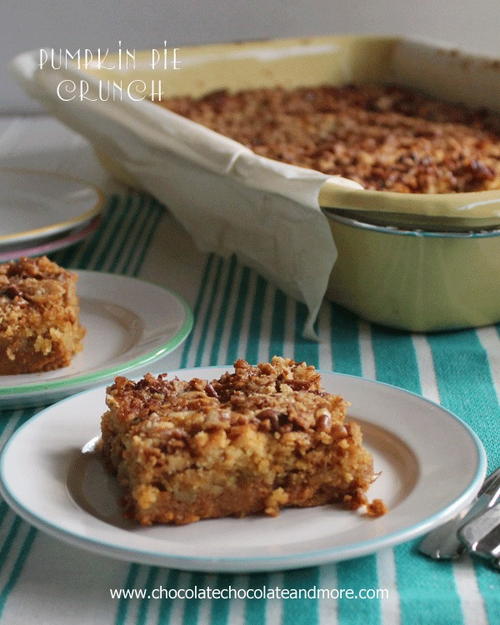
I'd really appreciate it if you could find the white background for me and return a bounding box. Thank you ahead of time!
[2,0,500,112]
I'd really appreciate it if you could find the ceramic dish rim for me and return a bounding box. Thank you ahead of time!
[323,209,500,238]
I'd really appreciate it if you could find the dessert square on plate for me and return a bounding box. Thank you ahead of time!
[0,256,85,374]
[101,357,382,525]
[0,364,484,572]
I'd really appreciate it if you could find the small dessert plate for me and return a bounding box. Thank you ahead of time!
[0,271,192,407]
[0,368,486,572]
[0,216,101,262]
[0,169,104,248]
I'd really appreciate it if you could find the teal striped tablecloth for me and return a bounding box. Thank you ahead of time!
[0,194,498,625]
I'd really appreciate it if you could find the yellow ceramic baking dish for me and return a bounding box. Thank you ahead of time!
[50,35,500,330]
[324,211,500,331]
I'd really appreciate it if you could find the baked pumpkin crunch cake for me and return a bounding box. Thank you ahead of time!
[0,256,85,374]
[101,357,385,525]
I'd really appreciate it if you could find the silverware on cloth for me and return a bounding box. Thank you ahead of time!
[419,468,500,561]
[459,504,500,561]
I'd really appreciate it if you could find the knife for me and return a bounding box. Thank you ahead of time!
[419,468,500,560]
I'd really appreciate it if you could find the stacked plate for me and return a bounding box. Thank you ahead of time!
[0,168,103,261]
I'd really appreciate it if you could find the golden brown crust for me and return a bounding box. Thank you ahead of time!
[101,357,382,525]
[0,256,85,374]
[159,84,500,194]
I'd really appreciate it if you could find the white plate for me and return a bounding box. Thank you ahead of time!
[0,216,100,262]
[0,169,103,247]
[0,271,192,407]
[0,367,486,572]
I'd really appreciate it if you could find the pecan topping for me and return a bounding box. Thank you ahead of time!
[255,408,289,432]
[160,84,500,194]
[316,411,332,432]
[205,383,219,399]
[1,285,22,299]
[256,408,280,431]
[330,424,348,440]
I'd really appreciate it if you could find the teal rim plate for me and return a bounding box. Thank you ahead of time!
[0,367,486,572]
[0,271,192,407]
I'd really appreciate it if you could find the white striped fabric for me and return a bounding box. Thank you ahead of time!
[0,193,498,625]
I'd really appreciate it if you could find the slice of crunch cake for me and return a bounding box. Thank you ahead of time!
[0,256,85,374]
[101,356,385,525]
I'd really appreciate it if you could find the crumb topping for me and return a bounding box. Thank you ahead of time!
[365,498,388,518]
[159,83,500,193]
[106,357,350,453]
[0,256,76,333]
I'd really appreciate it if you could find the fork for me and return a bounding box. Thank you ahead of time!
[419,468,500,560]
[459,504,500,563]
